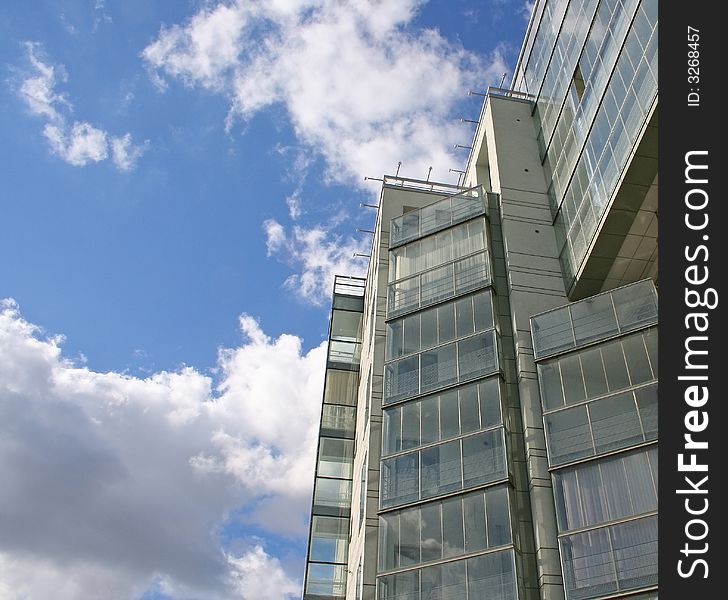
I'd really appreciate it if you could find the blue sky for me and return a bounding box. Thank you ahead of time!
[0,1,529,598]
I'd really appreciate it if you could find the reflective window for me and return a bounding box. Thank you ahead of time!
[553,446,657,531]
[317,438,354,478]
[378,550,518,600]
[379,486,511,572]
[380,429,506,509]
[390,188,485,247]
[384,330,499,403]
[545,383,657,466]
[382,377,502,455]
[561,516,657,600]
[538,328,658,410]
[310,515,349,563]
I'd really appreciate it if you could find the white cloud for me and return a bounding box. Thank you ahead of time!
[521,1,536,22]
[16,42,147,171]
[263,219,368,305]
[143,1,509,303]
[0,299,322,599]
[44,121,109,166]
[143,0,505,185]
[111,133,150,171]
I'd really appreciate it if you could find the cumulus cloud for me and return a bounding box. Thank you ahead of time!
[16,42,147,171]
[143,0,507,186]
[0,299,323,598]
[263,219,368,305]
[142,0,509,303]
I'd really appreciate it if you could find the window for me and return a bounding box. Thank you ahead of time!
[382,377,502,455]
[378,486,511,571]
[380,430,507,509]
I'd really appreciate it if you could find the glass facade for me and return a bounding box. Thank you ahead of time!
[377,190,519,600]
[515,0,658,290]
[387,218,490,317]
[306,0,660,595]
[533,280,658,600]
[304,277,366,600]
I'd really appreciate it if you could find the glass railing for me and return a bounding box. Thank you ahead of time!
[530,279,657,360]
[387,252,490,318]
[390,186,486,248]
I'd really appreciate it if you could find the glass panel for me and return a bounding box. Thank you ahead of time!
[561,353,586,405]
[385,356,419,402]
[318,438,354,478]
[402,402,420,450]
[324,369,359,405]
[381,454,419,508]
[306,563,347,597]
[540,361,565,410]
[479,378,502,427]
[403,314,420,356]
[611,517,658,591]
[421,264,454,307]
[486,486,511,547]
[466,550,516,600]
[321,404,356,438]
[421,440,461,499]
[420,307,438,350]
[473,290,493,331]
[419,502,441,563]
[532,306,575,357]
[561,528,618,600]
[441,496,464,558]
[400,507,421,567]
[379,513,398,571]
[310,515,349,563]
[635,383,658,440]
[588,392,642,453]
[611,281,658,332]
[421,344,458,392]
[314,477,352,511]
[644,328,658,375]
[546,406,593,465]
[439,390,459,439]
[437,303,456,343]
[459,384,480,434]
[420,395,440,445]
[388,276,419,316]
[455,253,488,293]
[462,430,506,487]
[420,564,442,600]
[601,339,630,392]
[553,468,583,531]
[455,296,475,338]
[577,460,607,527]
[329,340,361,366]
[623,451,658,515]
[382,407,401,455]
[331,309,362,341]
[458,331,497,381]
[441,559,466,600]
[580,347,608,399]
[463,493,487,553]
[622,334,653,385]
[570,293,618,345]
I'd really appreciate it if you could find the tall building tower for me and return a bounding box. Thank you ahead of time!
[303,1,658,599]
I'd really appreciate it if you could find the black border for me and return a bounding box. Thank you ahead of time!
[659,1,725,596]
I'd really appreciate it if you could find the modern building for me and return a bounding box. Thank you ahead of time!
[303,0,658,599]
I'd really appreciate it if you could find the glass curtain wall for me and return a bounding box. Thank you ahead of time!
[304,277,365,600]
[514,0,658,289]
[378,194,518,600]
[532,281,658,600]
